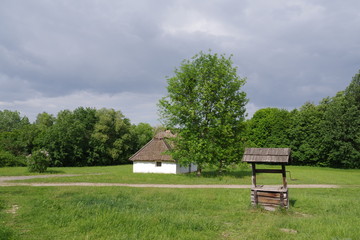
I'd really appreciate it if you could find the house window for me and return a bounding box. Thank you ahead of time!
[156,162,162,167]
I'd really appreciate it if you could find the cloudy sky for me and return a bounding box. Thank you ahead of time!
[1,0,359,125]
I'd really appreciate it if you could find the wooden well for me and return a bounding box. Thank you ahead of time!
[242,148,291,211]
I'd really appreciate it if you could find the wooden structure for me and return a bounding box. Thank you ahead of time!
[242,148,291,211]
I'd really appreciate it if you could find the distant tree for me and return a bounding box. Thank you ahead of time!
[158,51,248,174]
[245,108,292,148]
[35,112,55,129]
[288,102,326,166]
[0,110,29,132]
[33,112,55,151]
[0,110,33,164]
[130,123,154,151]
[43,107,97,166]
[89,108,133,165]
[288,70,360,168]
[0,110,37,158]
[320,71,360,168]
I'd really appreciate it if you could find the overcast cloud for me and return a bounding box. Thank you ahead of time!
[1,0,359,125]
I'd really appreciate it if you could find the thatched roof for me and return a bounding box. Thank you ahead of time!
[154,130,176,139]
[129,130,175,162]
[242,148,291,163]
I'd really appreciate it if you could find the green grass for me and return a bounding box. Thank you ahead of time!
[1,164,360,186]
[1,165,359,239]
[0,186,359,239]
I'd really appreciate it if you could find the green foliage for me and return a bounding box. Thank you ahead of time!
[0,110,29,132]
[321,90,360,168]
[1,69,360,169]
[90,108,133,165]
[22,107,147,167]
[26,149,51,173]
[35,112,55,129]
[0,110,34,157]
[245,108,292,148]
[40,107,98,167]
[159,51,248,173]
[245,70,360,169]
[130,122,154,151]
[0,150,25,167]
[288,102,326,166]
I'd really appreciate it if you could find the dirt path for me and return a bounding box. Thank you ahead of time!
[0,175,342,188]
[0,174,83,182]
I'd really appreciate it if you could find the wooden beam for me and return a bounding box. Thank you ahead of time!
[254,190,258,205]
[282,164,287,188]
[255,169,283,174]
[251,163,256,187]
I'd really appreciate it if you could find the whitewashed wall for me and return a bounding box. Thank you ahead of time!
[133,161,198,174]
[133,161,177,174]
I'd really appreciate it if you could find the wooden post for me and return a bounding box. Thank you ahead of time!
[282,164,287,189]
[254,190,258,205]
[280,192,284,207]
[251,163,256,187]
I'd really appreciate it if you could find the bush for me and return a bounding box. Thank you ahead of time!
[27,149,50,173]
[0,150,26,167]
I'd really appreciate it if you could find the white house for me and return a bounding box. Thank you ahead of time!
[129,130,197,174]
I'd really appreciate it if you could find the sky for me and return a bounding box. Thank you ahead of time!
[1,0,359,125]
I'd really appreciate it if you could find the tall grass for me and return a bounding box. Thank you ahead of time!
[0,186,359,239]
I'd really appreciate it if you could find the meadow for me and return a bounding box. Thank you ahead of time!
[0,165,359,239]
[1,164,359,186]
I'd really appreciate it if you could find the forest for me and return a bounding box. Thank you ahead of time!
[0,70,359,169]
[0,108,154,168]
[246,70,360,169]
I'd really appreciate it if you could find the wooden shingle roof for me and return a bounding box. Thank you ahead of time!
[242,148,291,163]
[129,131,175,162]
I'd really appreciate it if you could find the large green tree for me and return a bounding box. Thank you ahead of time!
[130,122,154,151]
[320,71,360,168]
[158,51,248,174]
[288,102,326,166]
[0,110,29,132]
[0,110,32,166]
[245,108,292,148]
[42,107,97,166]
[89,108,133,165]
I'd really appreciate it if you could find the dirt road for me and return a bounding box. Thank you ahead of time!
[0,175,341,188]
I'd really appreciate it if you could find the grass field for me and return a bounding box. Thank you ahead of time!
[1,165,360,239]
[1,164,360,186]
[1,187,359,239]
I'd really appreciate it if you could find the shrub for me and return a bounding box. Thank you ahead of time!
[0,150,26,167]
[27,149,50,173]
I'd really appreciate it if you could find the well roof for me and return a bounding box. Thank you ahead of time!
[242,148,291,163]
[129,130,175,162]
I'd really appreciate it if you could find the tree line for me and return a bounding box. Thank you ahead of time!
[1,51,359,171]
[246,70,360,169]
[159,51,359,171]
[0,108,154,167]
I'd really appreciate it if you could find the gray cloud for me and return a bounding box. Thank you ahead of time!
[1,0,359,123]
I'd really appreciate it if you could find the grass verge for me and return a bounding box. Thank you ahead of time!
[0,186,359,239]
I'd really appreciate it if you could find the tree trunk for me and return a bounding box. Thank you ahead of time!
[196,166,202,177]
